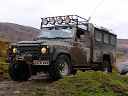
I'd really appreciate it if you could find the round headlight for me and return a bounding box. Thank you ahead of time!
[57,17,63,24]
[13,48,17,53]
[43,18,48,25]
[41,47,46,54]
[9,46,11,49]
[65,16,71,24]
[50,18,55,25]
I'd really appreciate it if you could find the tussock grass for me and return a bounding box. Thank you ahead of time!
[31,71,128,96]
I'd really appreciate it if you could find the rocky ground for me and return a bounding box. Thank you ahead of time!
[0,73,51,96]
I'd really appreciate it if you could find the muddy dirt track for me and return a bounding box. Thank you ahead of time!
[0,74,51,96]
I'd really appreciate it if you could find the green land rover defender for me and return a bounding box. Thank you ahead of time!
[8,15,117,81]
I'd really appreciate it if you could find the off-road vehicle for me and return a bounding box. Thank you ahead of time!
[8,15,117,81]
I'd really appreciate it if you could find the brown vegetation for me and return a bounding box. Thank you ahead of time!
[0,22,40,42]
[117,39,128,49]
[0,40,10,81]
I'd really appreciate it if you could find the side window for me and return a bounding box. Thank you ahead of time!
[104,33,109,43]
[76,29,85,43]
[84,30,90,46]
[111,35,116,45]
[95,29,102,42]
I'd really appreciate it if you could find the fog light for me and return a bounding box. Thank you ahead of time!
[9,46,11,49]
[46,45,49,49]
[43,18,48,25]
[65,16,71,24]
[50,18,55,25]
[57,17,63,24]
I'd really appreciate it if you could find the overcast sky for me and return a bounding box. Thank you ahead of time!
[0,0,128,39]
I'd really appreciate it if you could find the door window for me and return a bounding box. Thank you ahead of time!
[76,28,85,43]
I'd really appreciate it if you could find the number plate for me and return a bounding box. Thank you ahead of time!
[33,60,49,65]
[16,55,24,60]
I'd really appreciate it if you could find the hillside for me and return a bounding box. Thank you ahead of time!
[117,39,128,44]
[117,39,128,53]
[117,39,128,49]
[0,22,40,42]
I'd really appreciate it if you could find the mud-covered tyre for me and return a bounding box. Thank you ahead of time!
[9,62,31,81]
[100,60,112,73]
[120,71,128,75]
[49,54,72,81]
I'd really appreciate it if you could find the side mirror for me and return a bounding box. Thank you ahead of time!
[80,35,85,42]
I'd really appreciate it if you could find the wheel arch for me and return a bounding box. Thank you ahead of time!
[103,54,111,64]
[52,49,72,62]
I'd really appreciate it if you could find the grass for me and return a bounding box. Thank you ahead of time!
[116,51,125,62]
[0,39,10,81]
[0,38,11,42]
[29,71,128,96]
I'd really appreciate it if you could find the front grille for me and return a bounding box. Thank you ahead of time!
[17,46,49,60]
[18,46,39,56]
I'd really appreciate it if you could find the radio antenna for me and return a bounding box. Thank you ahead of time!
[87,0,105,22]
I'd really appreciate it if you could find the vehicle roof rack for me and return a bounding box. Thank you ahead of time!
[41,15,88,27]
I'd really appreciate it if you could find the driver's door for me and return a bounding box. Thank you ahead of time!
[71,28,90,66]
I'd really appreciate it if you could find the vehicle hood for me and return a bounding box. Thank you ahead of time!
[13,40,72,47]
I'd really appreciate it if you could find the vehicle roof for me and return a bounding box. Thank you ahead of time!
[41,15,116,36]
[94,24,117,35]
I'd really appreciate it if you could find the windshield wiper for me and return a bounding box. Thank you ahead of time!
[53,37,71,39]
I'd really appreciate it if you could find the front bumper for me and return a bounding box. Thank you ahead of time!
[8,53,50,66]
[33,60,49,65]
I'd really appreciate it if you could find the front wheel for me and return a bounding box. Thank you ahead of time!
[100,60,112,73]
[49,54,72,81]
[9,62,31,81]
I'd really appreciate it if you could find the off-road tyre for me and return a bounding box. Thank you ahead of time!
[100,60,112,73]
[120,71,128,75]
[9,62,31,81]
[49,54,72,81]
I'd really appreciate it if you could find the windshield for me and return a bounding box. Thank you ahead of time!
[38,26,73,39]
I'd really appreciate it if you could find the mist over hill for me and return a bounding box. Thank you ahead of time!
[0,22,40,42]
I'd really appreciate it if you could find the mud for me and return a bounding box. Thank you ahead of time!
[0,73,51,96]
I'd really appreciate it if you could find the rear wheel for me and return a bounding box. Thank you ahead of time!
[100,60,112,73]
[120,71,128,75]
[9,62,31,81]
[49,54,72,81]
